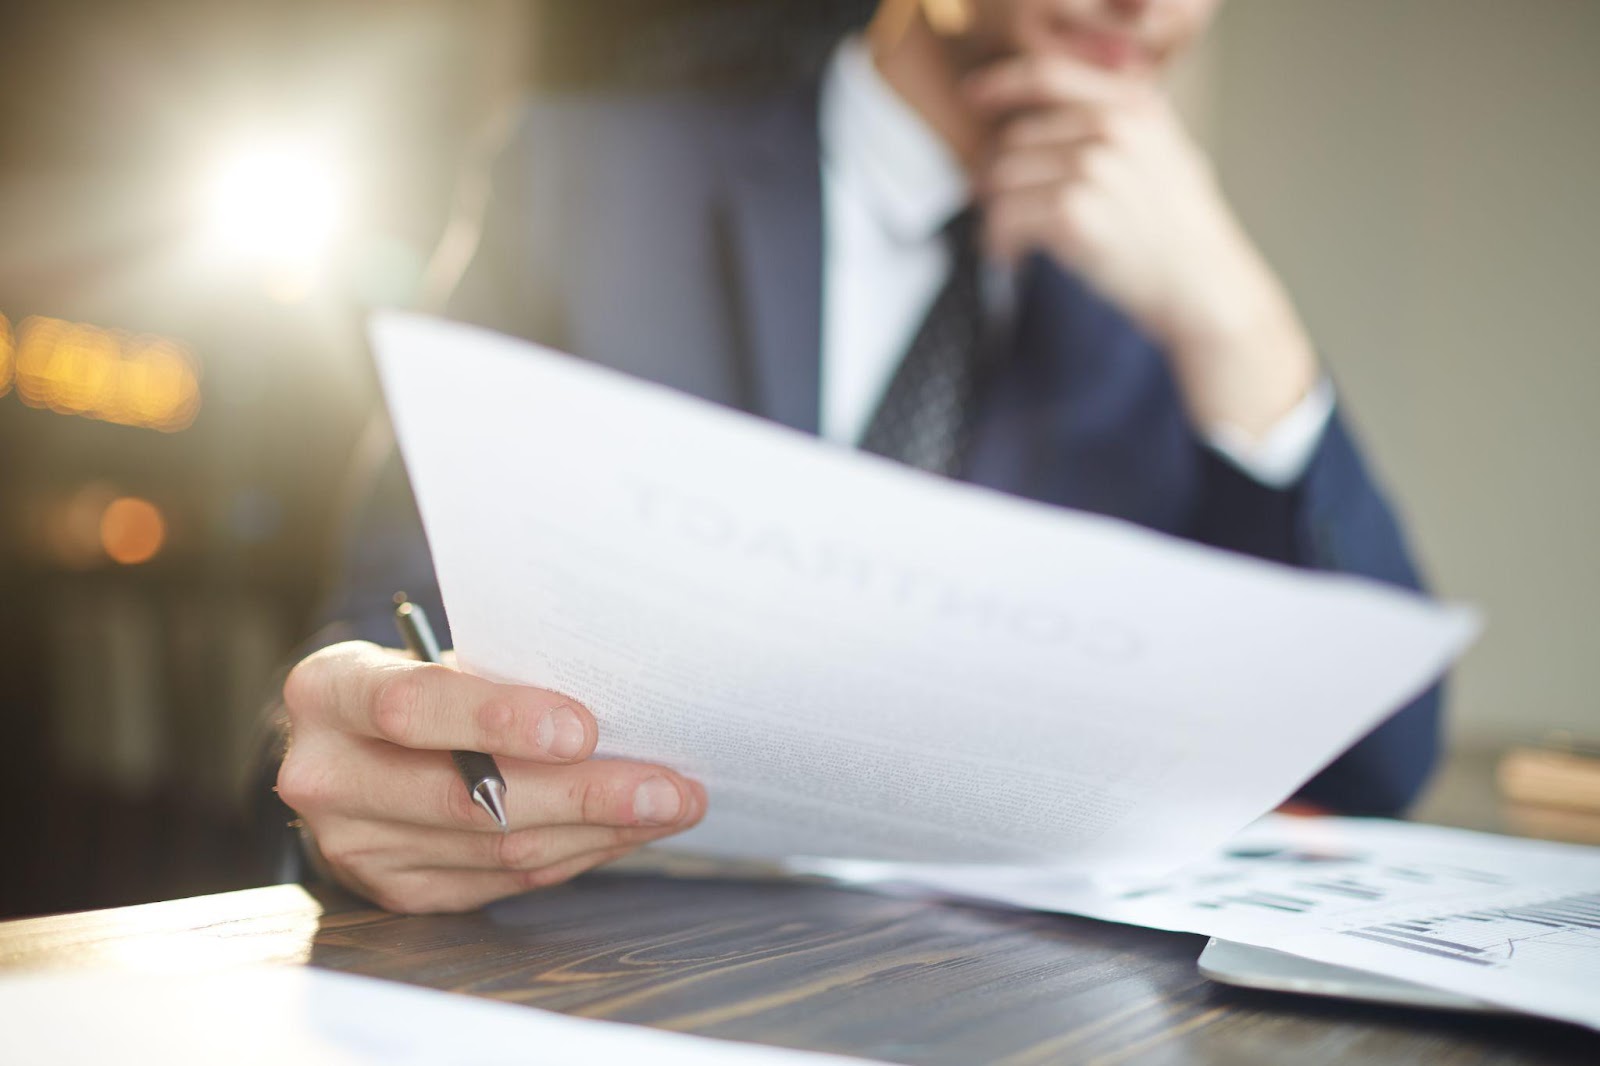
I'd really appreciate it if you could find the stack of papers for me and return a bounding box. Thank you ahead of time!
[797,817,1600,1032]
[372,314,1475,876]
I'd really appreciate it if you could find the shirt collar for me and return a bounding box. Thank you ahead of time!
[819,36,970,245]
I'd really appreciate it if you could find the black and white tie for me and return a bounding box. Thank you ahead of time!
[859,209,987,477]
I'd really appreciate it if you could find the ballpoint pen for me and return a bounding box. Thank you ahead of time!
[393,594,509,831]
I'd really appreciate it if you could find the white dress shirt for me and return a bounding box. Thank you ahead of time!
[817,37,1332,489]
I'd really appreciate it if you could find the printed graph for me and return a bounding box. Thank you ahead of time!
[1343,889,1600,967]
[1171,848,1512,917]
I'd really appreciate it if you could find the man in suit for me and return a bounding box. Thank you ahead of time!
[273,0,1440,913]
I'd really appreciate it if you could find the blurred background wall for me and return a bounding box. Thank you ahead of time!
[1205,0,1600,751]
[0,0,1592,918]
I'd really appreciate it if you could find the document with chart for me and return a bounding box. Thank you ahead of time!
[371,313,1477,873]
[1251,820,1600,1031]
[799,817,1600,1030]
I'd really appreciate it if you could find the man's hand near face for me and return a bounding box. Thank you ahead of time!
[276,642,706,913]
[966,53,1321,442]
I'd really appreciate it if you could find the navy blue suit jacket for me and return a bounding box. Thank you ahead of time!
[329,82,1442,816]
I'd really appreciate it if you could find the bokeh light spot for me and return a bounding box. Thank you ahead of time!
[100,497,167,566]
[11,316,200,431]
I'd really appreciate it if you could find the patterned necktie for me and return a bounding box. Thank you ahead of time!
[860,209,986,477]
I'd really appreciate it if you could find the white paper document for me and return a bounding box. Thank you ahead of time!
[0,965,880,1065]
[799,817,1600,1031]
[371,313,1477,871]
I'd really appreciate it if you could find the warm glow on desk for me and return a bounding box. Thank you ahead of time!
[12,316,201,431]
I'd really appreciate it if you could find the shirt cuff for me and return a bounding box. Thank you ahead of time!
[1204,377,1336,490]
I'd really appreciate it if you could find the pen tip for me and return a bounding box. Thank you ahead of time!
[474,778,509,832]
[393,591,409,607]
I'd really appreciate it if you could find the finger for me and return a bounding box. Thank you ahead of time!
[284,641,596,763]
[985,144,1093,195]
[280,734,707,834]
[997,110,1107,153]
[964,55,1129,114]
[983,182,1069,263]
[316,815,685,875]
[359,868,531,914]
[374,847,636,913]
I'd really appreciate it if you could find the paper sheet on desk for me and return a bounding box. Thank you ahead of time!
[797,817,1600,1031]
[370,312,1478,872]
[0,966,881,1065]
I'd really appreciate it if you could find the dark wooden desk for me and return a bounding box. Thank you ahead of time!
[1,869,1595,1065]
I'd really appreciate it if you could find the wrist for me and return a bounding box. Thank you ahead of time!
[1164,261,1321,440]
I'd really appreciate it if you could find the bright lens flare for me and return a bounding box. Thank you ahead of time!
[201,141,346,265]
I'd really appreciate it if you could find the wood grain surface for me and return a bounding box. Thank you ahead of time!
[2,872,1597,1065]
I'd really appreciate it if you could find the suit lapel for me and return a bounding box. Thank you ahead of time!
[719,83,824,435]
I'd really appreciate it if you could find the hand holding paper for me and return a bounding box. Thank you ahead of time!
[370,313,1477,874]
[277,640,708,914]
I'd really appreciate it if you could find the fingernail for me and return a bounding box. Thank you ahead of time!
[633,777,684,825]
[536,706,587,759]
